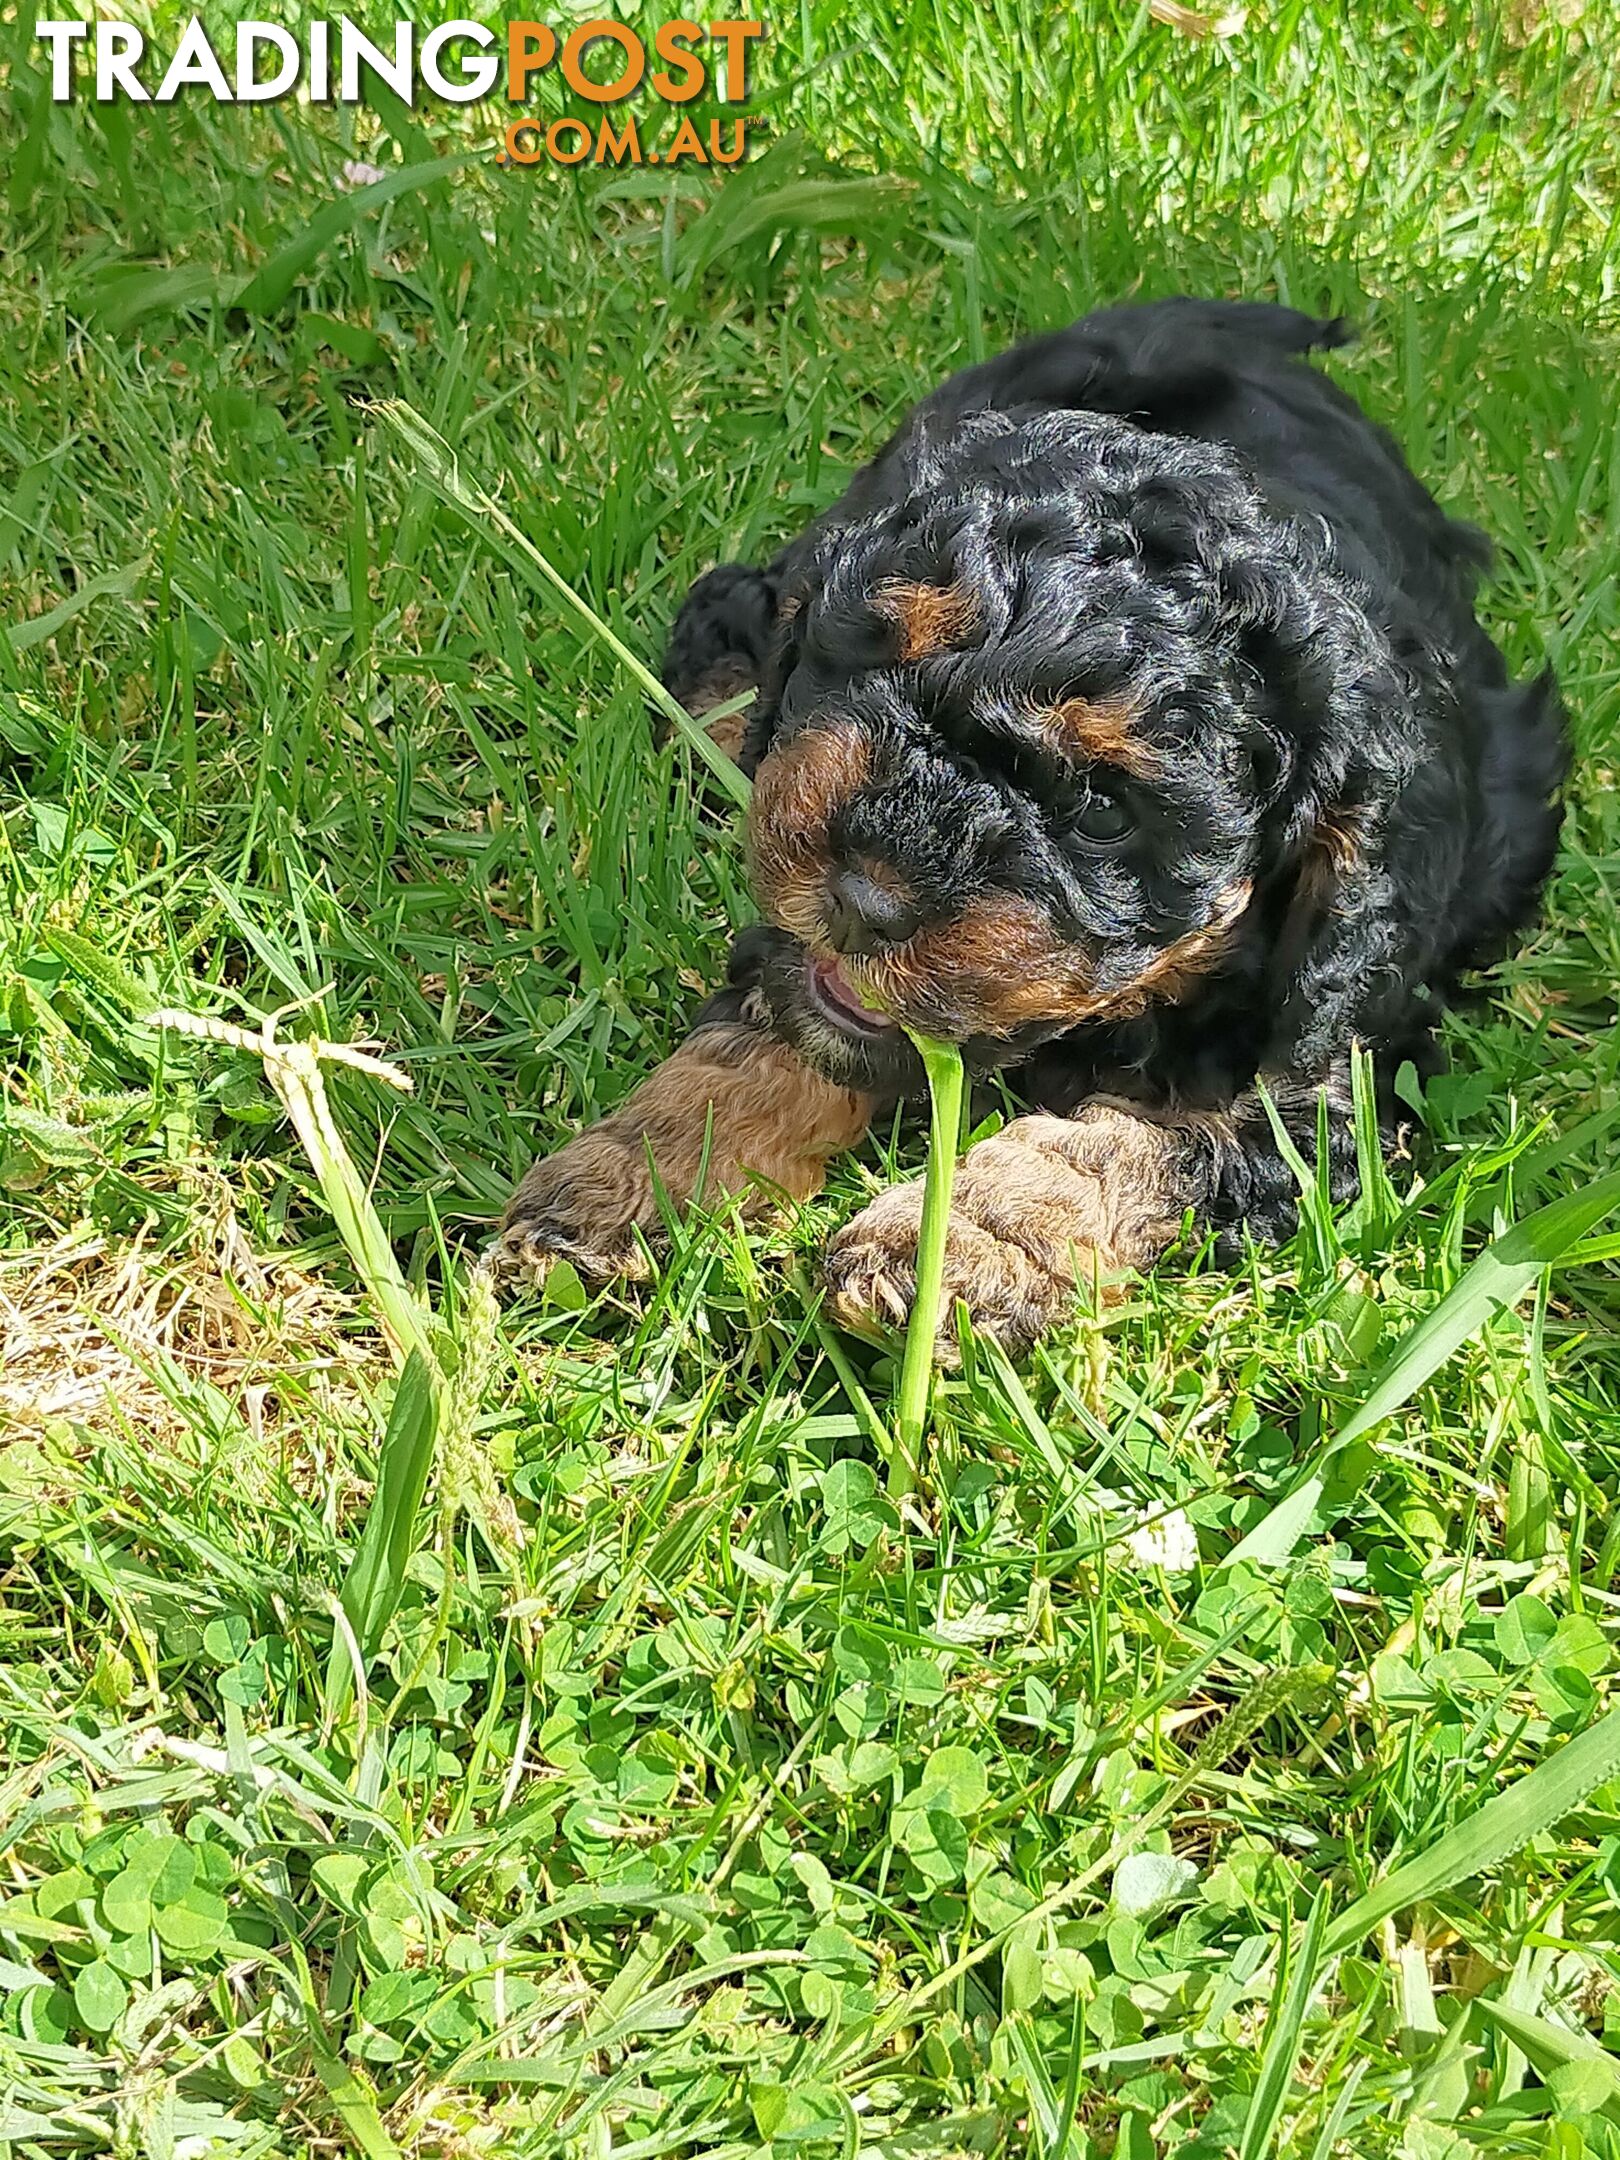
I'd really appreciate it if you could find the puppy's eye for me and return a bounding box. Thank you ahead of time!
[1071,791,1135,850]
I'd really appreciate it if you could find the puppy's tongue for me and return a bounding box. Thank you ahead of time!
[812,953,899,1031]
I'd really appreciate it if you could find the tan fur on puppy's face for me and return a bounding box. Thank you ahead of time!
[874,579,979,660]
[748,719,1250,1042]
[1029,696,1163,783]
[746,722,871,945]
[839,883,1252,1039]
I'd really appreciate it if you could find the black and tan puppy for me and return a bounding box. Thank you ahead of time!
[501,297,1567,1351]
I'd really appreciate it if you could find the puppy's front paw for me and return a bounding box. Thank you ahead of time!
[496,1127,658,1286]
[497,1021,875,1294]
[823,1177,1071,1358]
[822,1109,1193,1358]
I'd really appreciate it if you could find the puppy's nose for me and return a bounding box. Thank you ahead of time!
[824,867,922,955]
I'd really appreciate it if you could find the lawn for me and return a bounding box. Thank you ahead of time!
[3,2,1620,2153]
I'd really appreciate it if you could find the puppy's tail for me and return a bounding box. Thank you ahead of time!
[951,296,1355,427]
[1094,296,1355,357]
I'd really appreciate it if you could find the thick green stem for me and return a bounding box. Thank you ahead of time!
[892,1031,967,1491]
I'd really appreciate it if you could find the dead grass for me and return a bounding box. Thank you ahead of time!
[0,1216,386,1491]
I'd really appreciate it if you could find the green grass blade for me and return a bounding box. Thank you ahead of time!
[87,261,221,335]
[5,557,146,655]
[44,927,156,1019]
[1002,2009,1071,2157]
[233,155,466,315]
[680,168,914,280]
[268,1044,442,1375]
[307,2037,405,2160]
[1227,1169,1620,1567]
[375,399,751,809]
[149,1010,450,1716]
[335,1347,440,1665]
[1471,1999,1620,2116]
[1238,1886,1331,2160]
[149,1012,441,1372]
[1325,1703,1620,1955]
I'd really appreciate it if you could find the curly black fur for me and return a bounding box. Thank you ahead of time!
[662,297,1568,1251]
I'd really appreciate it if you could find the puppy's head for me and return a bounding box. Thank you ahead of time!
[744,409,1410,1095]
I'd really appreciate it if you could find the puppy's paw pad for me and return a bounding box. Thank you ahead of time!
[823,1186,926,1321]
[823,1186,1052,1357]
[497,1148,651,1289]
[489,1221,555,1286]
[490,1218,635,1292]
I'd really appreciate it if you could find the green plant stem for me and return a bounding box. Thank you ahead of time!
[892,1030,966,1491]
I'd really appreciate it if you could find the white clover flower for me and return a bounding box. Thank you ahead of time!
[1125,1507,1200,1573]
[337,158,388,192]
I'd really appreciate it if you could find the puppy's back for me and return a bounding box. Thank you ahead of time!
[846,296,1494,679]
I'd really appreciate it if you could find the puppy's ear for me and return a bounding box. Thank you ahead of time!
[1203,537,1425,1071]
[1265,796,1404,1071]
[740,585,808,776]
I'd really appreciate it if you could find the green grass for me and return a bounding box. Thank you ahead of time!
[3,2,1620,2152]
